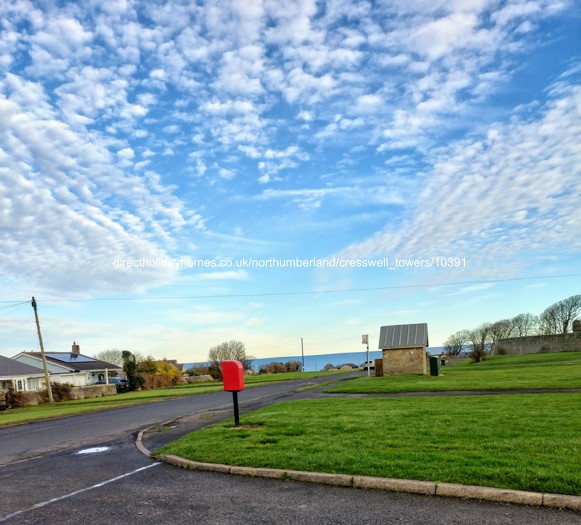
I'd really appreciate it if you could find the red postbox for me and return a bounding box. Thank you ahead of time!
[221,360,245,391]
[221,360,244,427]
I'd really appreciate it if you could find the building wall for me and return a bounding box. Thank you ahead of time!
[382,347,426,375]
[0,376,45,392]
[13,354,70,374]
[492,333,581,355]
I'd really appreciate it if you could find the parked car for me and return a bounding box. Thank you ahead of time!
[361,361,375,371]
[96,377,129,393]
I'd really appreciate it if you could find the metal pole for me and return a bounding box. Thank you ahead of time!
[31,297,54,403]
[301,337,305,372]
[362,334,370,377]
[232,391,240,427]
[367,342,370,377]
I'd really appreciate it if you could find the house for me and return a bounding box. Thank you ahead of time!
[338,363,358,370]
[378,323,429,375]
[0,355,46,393]
[12,342,123,387]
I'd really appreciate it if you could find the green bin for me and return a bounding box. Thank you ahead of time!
[429,356,440,376]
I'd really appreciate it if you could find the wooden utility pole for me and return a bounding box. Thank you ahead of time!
[31,297,54,403]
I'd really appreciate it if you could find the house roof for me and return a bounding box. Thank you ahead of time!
[20,352,122,373]
[0,355,45,378]
[166,359,184,372]
[378,323,429,349]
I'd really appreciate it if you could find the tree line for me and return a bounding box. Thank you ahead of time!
[93,349,182,390]
[443,294,581,361]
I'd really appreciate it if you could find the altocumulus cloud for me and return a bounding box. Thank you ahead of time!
[0,0,576,298]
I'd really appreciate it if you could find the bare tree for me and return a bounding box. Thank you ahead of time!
[443,329,470,356]
[490,319,514,343]
[93,349,124,366]
[208,340,254,379]
[539,295,581,334]
[538,303,560,335]
[510,313,538,337]
[467,323,492,362]
[555,294,581,333]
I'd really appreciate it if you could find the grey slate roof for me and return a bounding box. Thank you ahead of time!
[0,355,45,378]
[22,352,122,372]
[378,323,429,349]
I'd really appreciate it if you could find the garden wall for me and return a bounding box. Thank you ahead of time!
[7,384,117,407]
[492,333,581,355]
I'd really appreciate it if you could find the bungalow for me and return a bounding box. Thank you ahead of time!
[12,342,123,387]
[0,355,46,393]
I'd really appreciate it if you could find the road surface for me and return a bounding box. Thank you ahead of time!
[0,376,579,524]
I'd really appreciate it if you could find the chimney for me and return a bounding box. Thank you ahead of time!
[72,341,80,354]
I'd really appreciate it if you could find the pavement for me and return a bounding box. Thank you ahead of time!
[135,384,581,513]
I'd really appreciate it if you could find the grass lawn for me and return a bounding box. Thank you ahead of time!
[0,369,353,427]
[156,394,581,496]
[326,352,581,394]
[0,383,223,426]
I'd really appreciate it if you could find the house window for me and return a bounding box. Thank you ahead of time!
[16,380,24,391]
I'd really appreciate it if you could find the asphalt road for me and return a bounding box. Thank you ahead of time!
[0,375,342,466]
[1,376,579,524]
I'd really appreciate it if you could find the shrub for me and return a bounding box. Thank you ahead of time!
[208,363,222,380]
[187,366,210,376]
[259,361,303,374]
[48,382,73,402]
[5,387,26,408]
[139,373,174,390]
[470,345,487,363]
[260,362,287,374]
[286,361,302,372]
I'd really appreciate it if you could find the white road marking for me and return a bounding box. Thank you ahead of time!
[0,462,161,523]
[75,446,111,454]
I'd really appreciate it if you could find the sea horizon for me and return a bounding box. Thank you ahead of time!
[185,346,444,373]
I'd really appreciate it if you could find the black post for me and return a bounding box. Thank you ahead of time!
[232,391,240,427]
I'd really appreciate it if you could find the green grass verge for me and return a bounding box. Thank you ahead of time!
[244,369,353,385]
[0,383,223,426]
[0,369,352,427]
[156,394,581,495]
[326,352,581,394]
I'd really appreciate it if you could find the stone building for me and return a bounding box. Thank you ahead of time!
[379,323,429,375]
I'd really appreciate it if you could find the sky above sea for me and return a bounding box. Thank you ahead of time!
[0,0,579,363]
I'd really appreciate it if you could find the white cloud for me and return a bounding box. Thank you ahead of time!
[339,78,581,275]
[250,185,403,210]
[410,13,480,61]
[0,72,204,294]
[0,0,575,308]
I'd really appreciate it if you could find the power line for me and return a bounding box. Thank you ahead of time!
[0,302,29,318]
[0,301,31,310]
[1,272,580,304]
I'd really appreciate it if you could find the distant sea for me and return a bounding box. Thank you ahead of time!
[185,346,444,373]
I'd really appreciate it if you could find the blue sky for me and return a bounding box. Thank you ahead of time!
[0,0,580,362]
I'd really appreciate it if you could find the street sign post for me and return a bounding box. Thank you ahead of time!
[362,334,370,377]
